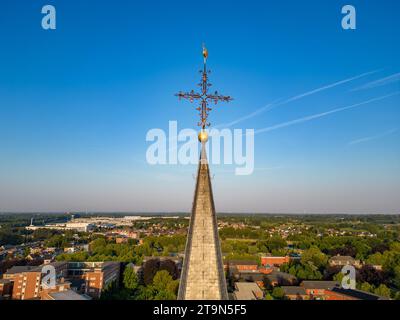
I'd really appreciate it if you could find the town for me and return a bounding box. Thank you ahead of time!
[0,213,399,300]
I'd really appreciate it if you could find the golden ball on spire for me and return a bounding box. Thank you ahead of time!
[198,130,208,143]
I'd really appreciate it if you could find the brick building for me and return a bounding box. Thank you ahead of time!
[300,281,339,299]
[3,266,42,300]
[324,287,388,300]
[66,262,120,298]
[328,255,359,267]
[0,279,13,299]
[226,260,258,272]
[261,256,290,267]
[2,261,118,300]
[282,286,308,300]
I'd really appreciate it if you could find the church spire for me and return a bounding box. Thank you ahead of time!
[176,46,230,300]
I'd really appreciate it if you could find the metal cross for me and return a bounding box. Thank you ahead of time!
[175,45,233,129]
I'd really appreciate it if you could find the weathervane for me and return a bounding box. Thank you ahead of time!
[175,44,233,137]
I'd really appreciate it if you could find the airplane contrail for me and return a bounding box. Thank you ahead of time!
[254,91,400,135]
[218,69,381,128]
[350,72,400,92]
[348,128,398,145]
[280,70,381,105]
[215,100,279,128]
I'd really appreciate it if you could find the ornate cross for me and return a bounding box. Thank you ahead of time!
[175,45,233,130]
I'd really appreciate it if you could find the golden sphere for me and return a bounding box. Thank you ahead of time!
[198,130,208,143]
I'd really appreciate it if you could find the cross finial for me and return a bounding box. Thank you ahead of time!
[175,45,233,130]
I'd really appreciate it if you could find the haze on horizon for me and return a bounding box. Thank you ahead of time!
[0,0,399,214]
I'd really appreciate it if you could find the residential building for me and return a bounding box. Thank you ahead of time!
[261,256,290,267]
[230,271,266,289]
[282,286,308,300]
[226,260,258,272]
[3,262,68,300]
[66,262,120,299]
[4,265,42,300]
[115,236,129,244]
[328,255,358,267]
[265,271,297,287]
[43,289,91,300]
[300,281,339,299]
[325,287,389,300]
[0,279,13,299]
[233,282,264,300]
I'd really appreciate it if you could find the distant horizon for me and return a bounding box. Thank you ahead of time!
[1,211,399,216]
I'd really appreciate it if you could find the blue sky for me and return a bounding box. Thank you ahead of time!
[0,0,399,213]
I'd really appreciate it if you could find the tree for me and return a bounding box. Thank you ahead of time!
[393,265,400,289]
[329,245,356,258]
[272,287,285,300]
[123,266,139,291]
[324,266,342,280]
[143,259,160,285]
[265,237,287,252]
[153,270,174,291]
[100,281,120,300]
[159,259,178,280]
[358,265,385,287]
[374,284,391,298]
[154,290,176,300]
[146,270,179,300]
[301,246,328,268]
[265,293,273,300]
[248,245,258,254]
[359,282,374,293]
[23,247,30,257]
[136,285,156,300]
[333,272,344,283]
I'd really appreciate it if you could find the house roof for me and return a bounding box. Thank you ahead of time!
[228,260,258,265]
[5,265,41,274]
[330,287,389,300]
[301,281,339,290]
[237,271,265,282]
[266,271,297,282]
[329,255,355,262]
[234,282,263,300]
[282,286,307,296]
[48,289,91,300]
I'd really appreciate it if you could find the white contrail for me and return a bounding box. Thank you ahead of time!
[350,72,400,92]
[281,70,381,104]
[254,91,400,135]
[213,165,284,174]
[217,69,381,128]
[348,128,398,145]
[215,100,279,128]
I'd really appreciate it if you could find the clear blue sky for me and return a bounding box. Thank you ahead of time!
[0,0,399,213]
